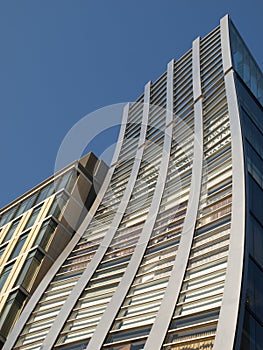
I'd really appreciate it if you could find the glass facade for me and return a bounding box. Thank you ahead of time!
[0,153,106,347]
[2,15,263,350]
[235,67,263,350]
[230,22,263,106]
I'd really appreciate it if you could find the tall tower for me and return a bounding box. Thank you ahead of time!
[3,15,263,350]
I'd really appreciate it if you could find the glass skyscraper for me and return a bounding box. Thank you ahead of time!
[3,14,263,350]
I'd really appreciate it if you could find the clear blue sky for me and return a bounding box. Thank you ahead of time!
[0,0,262,208]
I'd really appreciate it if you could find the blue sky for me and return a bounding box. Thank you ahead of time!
[0,0,262,208]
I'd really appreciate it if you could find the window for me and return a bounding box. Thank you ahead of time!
[0,290,27,338]
[106,327,151,344]
[3,219,20,243]
[241,310,263,350]
[34,219,57,250]
[48,193,69,219]
[0,245,6,260]
[55,343,89,350]
[249,176,263,226]
[35,183,55,205]
[0,206,18,228]
[56,171,74,192]
[246,142,263,189]
[242,108,263,156]
[230,21,263,105]
[104,341,145,350]
[23,206,42,231]
[8,233,28,261]
[15,193,38,218]
[249,215,263,269]
[15,249,44,292]
[247,258,263,324]
[0,262,15,291]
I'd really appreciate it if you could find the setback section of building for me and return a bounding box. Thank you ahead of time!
[0,152,107,347]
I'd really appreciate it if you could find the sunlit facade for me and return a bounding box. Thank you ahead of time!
[0,153,107,347]
[3,15,263,350]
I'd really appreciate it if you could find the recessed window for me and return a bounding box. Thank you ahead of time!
[3,219,20,243]
[24,206,42,231]
[0,262,15,291]
[34,219,57,250]
[8,233,28,261]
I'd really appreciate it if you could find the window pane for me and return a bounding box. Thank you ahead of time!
[3,220,20,243]
[34,220,57,250]
[35,183,55,205]
[15,193,38,218]
[15,250,44,291]
[0,263,15,290]
[0,206,18,227]
[0,290,27,338]
[8,234,28,261]
[24,207,42,231]
[56,171,73,192]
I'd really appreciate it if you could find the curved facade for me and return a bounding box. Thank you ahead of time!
[3,15,263,350]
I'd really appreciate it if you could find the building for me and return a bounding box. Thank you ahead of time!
[3,14,263,350]
[0,153,107,347]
